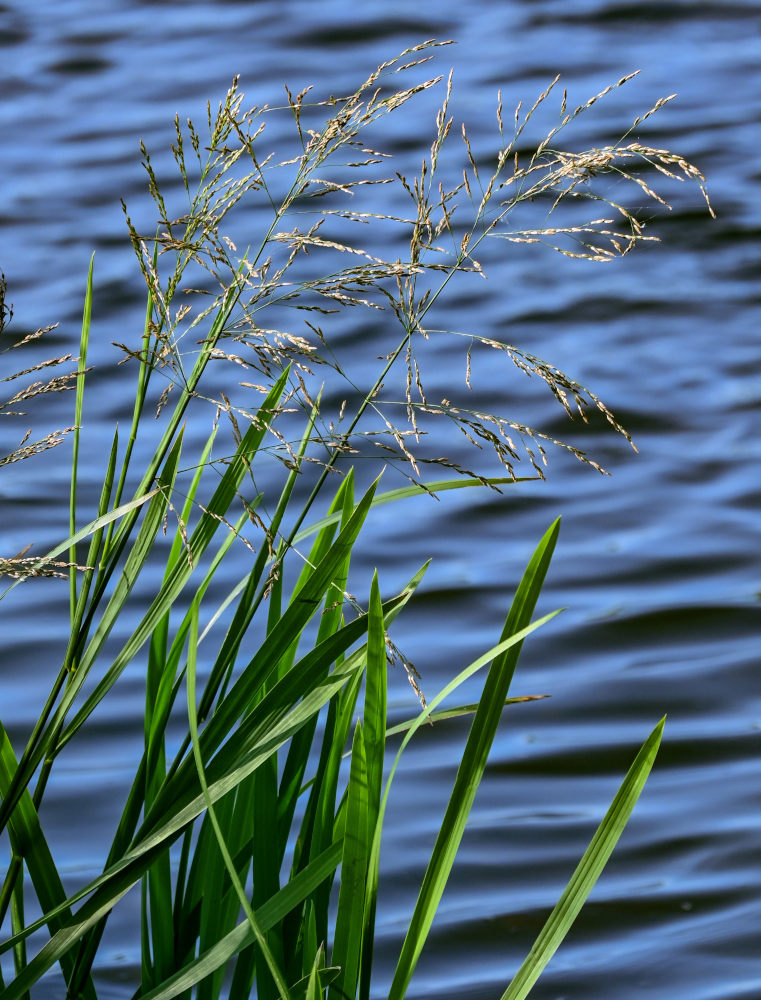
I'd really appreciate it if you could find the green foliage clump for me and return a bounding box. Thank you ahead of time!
[0,40,710,999]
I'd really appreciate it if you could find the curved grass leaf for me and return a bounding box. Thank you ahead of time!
[384,695,549,739]
[293,477,537,546]
[358,572,387,1000]
[0,488,160,604]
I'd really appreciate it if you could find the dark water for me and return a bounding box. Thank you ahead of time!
[1,2,759,998]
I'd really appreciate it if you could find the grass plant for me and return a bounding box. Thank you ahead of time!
[0,41,711,999]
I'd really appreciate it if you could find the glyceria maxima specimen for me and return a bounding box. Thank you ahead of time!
[0,41,711,999]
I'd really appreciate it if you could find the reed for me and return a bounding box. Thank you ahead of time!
[0,41,710,999]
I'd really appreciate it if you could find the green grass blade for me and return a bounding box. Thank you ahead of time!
[194,394,322,723]
[165,422,219,576]
[384,696,549,739]
[0,608,394,969]
[98,276,157,567]
[143,615,174,992]
[358,572,386,1000]
[363,573,387,825]
[48,436,182,728]
[142,617,376,849]
[199,468,470,649]
[70,427,119,644]
[69,253,94,619]
[9,874,25,986]
[276,473,356,860]
[293,476,537,547]
[329,723,369,1000]
[500,717,666,1000]
[105,271,253,563]
[66,507,243,998]
[355,609,559,1000]
[0,488,160,605]
[388,518,561,1000]
[0,640,370,976]
[301,947,340,1000]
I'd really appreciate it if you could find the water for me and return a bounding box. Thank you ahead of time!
[1,2,759,997]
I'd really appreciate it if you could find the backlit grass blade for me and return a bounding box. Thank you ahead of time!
[209,476,535,638]
[42,434,183,738]
[363,573,387,826]
[141,615,378,850]
[501,717,666,1000]
[388,518,561,1000]
[195,394,323,720]
[69,427,119,644]
[141,504,253,803]
[97,275,157,569]
[310,666,364,951]
[165,422,219,576]
[0,574,421,976]
[86,511,253,951]
[300,947,341,1000]
[138,430,227,991]
[245,476,355,998]
[142,610,174,992]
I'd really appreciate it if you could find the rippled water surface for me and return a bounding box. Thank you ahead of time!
[1,2,759,998]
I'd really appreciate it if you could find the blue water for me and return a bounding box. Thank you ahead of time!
[1,2,759,998]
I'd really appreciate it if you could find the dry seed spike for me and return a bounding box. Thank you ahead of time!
[569,70,640,121]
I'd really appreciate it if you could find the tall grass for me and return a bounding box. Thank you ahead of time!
[0,41,711,999]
